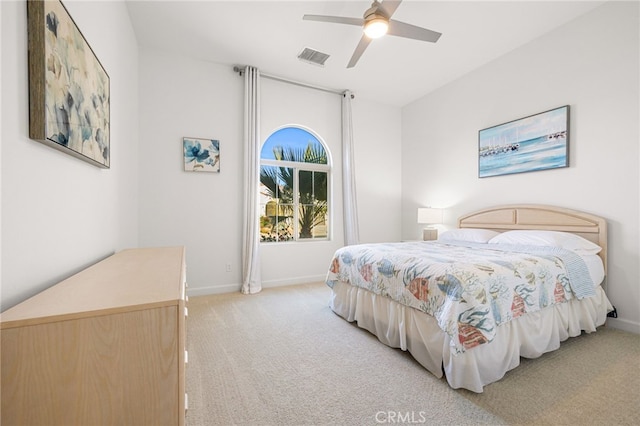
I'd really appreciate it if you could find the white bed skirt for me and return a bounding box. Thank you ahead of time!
[329,280,612,393]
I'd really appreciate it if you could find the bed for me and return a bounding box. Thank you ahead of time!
[325,204,612,393]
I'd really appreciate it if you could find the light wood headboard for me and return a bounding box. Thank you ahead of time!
[458,204,607,272]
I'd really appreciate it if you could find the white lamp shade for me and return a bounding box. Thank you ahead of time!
[417,208,443,224]
[363,18,388,39]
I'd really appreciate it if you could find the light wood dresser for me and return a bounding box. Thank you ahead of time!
[0,246,188,426]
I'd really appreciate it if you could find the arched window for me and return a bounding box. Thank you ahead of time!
[259,126,330,242]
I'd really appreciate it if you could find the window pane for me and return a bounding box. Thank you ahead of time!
[273,213,294,242]
[260,126,330,243]
[299,170,312,204]
[260,165,293,202]
[314,171,327,202]
[298,170,327,202]
[260,204,294,242]
[298,170,327,239]
[261,128,327,165]
[298,204,327,239]
[260,166,293,242]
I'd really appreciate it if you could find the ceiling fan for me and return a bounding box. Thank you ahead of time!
[303,0,442,68]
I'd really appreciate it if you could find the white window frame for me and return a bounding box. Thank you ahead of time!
[260,128,332,243]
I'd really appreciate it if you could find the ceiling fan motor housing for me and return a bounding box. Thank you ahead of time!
[302,0,442,68]
[364,1,389,21]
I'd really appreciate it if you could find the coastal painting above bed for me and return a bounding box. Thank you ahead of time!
[478,106,569,178]
[325,205,611,393]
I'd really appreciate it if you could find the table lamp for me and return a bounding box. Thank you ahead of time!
[417,207,443,241]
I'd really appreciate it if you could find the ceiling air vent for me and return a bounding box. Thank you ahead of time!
[297,47,330,67]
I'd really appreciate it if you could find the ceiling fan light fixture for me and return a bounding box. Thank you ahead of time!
[363,17,388,39]
[303,0,442,68]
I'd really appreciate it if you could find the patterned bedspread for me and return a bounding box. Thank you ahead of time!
[326,241,596,354]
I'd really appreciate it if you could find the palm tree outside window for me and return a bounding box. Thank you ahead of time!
[260,126,330,243]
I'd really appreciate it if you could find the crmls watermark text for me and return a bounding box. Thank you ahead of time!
[375,411,428,424]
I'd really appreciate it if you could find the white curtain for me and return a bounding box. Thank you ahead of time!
[241,66,262,294]
[342,90,360,246]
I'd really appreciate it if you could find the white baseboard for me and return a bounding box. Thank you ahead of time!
[186,274,326,298]
[261,274,326,288]
[606,317,640,334]
[187,283,240,297]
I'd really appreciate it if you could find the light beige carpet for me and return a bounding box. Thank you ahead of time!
[186,282,640,426]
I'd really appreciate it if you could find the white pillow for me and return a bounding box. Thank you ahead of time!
[438,228,501,243]
[488,230,602,254]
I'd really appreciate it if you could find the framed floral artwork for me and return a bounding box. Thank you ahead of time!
[183,137,220,172]
[28,0,110,168]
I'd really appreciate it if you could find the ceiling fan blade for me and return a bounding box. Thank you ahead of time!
[378,0,402,18]
[303,15,365,27]
[347,36,372,68]
[387,19,442,43]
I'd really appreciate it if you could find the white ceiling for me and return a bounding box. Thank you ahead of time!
[126,1,606,107]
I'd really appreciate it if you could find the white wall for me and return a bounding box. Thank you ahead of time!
[401,2,639,333]
[260,78,345,288]
[352,100,402,244]
[138,49,402,296]
[137,50,244,295]
[0,1,140,311]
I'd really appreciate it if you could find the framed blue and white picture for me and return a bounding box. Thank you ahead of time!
[478,105,569,178]
[183,137,220,172]
[28,0,110,168]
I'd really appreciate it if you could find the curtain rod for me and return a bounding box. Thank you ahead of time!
[233,66,354,99]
